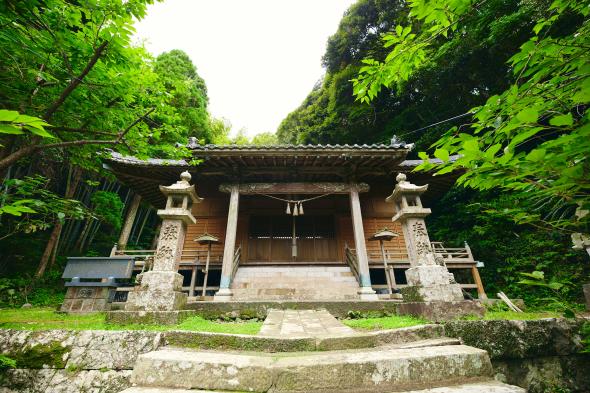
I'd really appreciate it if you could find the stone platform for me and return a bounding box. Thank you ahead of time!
[107,299,484,324]
[185,299,483,321]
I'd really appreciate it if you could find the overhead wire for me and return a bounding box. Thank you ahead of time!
[398,111,475,139]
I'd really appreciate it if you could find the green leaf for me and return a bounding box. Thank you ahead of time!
[463,139,479,152]
[525,148,546,162]
[549,113,573,127]
[547,281,564,290]
[434,148,449,162]
[25,126,55,138]
[521,271,545,280]
[0,110,19,122]
[516,108,539,123]
[0,125,24,134]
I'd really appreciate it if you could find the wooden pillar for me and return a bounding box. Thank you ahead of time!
[189,266,197,298]
[118,193,141,248]
[350,186,378,300]
[215,185,240,301]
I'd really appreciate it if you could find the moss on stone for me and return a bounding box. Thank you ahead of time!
[399,286,424,302]
[8,341,70,369]
[164,331,315,352]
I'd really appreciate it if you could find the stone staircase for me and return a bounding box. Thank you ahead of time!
[119,309,525,393]
[230,266,360,300]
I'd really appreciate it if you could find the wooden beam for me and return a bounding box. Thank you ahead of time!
[219,182,370,194]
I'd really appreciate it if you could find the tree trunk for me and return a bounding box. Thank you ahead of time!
[118,193,141,248]
[76,218,93,252]
[35,166,82,278]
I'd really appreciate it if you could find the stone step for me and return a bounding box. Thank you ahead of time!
[120,381,525,392]
[231,266,361,300]
[130,344,493,392]
[404,381,526,392]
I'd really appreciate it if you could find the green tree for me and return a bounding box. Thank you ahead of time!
[152,50,212,146]
[0,0,196,173]
[353,0,590,233]
[278,0,540,150]
[251,132,279,145]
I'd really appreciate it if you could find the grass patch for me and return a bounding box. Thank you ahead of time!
[481,310,560,320]
[342,315,428,331]
[0,307,261,335]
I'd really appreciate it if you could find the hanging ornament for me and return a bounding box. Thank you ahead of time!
[298,202,304,215]
[293,203,299,216]
[286,202,291,215]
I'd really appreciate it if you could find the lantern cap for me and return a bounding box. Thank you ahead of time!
[159,171,203,203]
[370,228,399,241]
[194,233,220,244]
[386,172,428,203]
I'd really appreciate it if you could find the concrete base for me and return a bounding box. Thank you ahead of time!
[400,283,464,303]
[60,286,112,313]
[213,288,233,302]
[398,300,485,322]
[125,271,187,311]
[358,286,379,301]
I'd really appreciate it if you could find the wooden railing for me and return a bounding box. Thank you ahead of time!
[110,244,155,259]
[366,241,486,299]
[344,244,361,285]
[431,241,475,264]
[111,244,225,299]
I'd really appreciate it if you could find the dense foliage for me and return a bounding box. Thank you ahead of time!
[0,0,225,301]
[280,0,589,306]
[353,0,589,233]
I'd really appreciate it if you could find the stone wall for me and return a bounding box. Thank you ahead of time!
[0,330,162,393]
[1,318,588,393]
[444,318,590,393]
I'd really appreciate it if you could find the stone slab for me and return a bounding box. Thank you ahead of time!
[184,300,401,319]
[397,300,485,321]
[119,382,525,393]
[130,344,493,392]
[258,309,357,338]
[402,381,525,392]
[163,324,444,352]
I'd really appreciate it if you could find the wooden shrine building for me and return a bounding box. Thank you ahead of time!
[102,140,486,306]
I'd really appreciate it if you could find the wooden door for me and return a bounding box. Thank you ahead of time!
[247,215,338,263]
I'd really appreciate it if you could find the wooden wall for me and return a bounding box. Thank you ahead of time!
[180,188,408,265]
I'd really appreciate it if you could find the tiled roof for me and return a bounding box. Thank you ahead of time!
[186,139,414,151]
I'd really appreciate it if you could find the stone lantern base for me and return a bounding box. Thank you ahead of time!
[125,271,187,312]
[401,265,464,302]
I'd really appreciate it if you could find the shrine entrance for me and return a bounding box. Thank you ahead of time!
[246,215,338,263]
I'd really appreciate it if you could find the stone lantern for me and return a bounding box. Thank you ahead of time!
[386,173,463,302]
[125,171,202,312]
